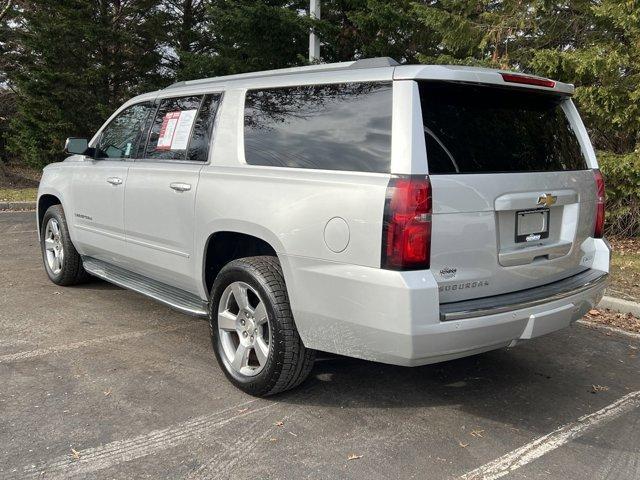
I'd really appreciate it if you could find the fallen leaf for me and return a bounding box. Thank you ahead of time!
[70,448,80,460]
[347,453,363,460]
[588,309,600,316]
[269,438,277,442]
[470,429,485,438]
[274,421,284,427]
[591,384,609,393]
[103,389,111,396]
[458,441,469,448]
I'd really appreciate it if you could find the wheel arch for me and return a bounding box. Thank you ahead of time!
[37,193,62,238]
[201,227,286,298]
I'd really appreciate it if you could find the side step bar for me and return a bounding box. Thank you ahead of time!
[82,257,209,317]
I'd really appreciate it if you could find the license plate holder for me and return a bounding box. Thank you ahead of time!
[515,208,549,243]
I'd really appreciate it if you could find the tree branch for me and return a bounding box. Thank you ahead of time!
[0,0,12,22]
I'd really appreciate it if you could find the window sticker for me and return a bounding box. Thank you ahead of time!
[156,109,197,151]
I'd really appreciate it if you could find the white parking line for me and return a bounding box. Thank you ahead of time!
[0,322,200,363]
[460,390,640,480]
[19,400,275,479]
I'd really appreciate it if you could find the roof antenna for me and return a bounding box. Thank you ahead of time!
[309,0,320,62]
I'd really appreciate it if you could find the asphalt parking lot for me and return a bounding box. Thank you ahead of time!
[1,211,639,480]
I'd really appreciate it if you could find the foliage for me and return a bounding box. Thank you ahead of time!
[0,89,15,164]
[1,0,169,167]
[599,151,640,237]
[0,0,639,220]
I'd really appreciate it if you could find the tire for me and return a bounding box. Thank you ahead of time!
[40,204,91,286]
[209,256,315,396]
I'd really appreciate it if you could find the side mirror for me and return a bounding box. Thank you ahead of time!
[64,137,89,155]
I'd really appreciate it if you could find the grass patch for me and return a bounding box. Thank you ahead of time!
[0,188,38,203]
[608,237,640,302]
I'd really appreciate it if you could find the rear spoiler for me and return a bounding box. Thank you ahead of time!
[394,65,574,95]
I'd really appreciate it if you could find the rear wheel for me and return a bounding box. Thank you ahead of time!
[40,205,90,286]
[209,256,315,396]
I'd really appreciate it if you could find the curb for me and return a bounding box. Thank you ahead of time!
[577,319,640,340]
[0,201,36,211]
[598,295,640,317]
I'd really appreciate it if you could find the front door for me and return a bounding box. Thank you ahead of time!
[123,94,222,294]
[71,102,155,266]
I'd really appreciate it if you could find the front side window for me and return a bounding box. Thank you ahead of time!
[244,82,392,173]
[96,102,154,159]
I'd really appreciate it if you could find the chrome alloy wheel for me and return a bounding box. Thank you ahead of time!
[44,218,64,275]
[217,281,271,377]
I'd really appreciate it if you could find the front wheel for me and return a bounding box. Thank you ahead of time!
[209,256,315,396]
[40,205,90,286]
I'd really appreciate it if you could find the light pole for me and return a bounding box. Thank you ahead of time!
[309,0,320,62]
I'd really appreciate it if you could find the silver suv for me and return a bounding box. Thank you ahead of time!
[37,58,610,396]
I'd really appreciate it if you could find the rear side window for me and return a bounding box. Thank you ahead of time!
[419,82,587,174]
[244,82,392,173]
[187,94,222,162]
[145,96,202,160]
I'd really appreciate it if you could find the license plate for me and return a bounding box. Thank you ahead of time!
[515,208,549,243]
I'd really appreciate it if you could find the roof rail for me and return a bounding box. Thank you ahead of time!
[166,57,399,89]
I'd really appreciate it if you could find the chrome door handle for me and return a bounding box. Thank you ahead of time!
[170,182,191,192]
[106,177,123,186]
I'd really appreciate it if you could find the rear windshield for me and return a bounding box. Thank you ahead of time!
[419,82,587,174]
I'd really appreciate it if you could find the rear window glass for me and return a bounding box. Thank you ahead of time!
[244,82,392,173]
[419,82,587,174]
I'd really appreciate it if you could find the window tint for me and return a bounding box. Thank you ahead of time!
[187,94,222,162]
[419,82,587,174]
[145,96,202,160]
[97,102,154,159]
[244,82,392,173]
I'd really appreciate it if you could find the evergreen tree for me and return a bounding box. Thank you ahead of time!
[2,0,168,167]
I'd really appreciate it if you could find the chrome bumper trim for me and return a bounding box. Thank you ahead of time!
[440,270,608,321]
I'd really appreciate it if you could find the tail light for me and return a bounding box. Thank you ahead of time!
[501,73,556,88]
[381,176,432,270]
[593,169,605,238]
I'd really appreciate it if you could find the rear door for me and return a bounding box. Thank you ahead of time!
[419,81,599,302]
[123,93,222,294]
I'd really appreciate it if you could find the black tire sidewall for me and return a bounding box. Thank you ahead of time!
[40,207,67,284]
[209,261,286,395]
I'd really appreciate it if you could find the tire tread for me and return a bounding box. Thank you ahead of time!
[41,205,90,286]
[210,255,315,396]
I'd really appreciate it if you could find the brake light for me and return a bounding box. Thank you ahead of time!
[382,176,432,270]
[501,73,556,88]
[593,169,605,238]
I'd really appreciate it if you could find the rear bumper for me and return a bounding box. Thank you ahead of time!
[281,246,609,367]
[439,269,607,321]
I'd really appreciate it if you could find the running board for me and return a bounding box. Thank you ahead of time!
[82,257,209,317]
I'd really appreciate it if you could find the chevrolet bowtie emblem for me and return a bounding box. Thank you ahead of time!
[537,193,557,207]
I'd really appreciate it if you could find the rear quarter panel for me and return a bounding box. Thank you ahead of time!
[193,89,390,299]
